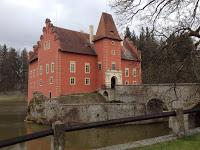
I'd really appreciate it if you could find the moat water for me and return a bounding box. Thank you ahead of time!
[0,100,171,150]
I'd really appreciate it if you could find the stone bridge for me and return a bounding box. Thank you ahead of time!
[106,83,200,110]
[101,83,200,129]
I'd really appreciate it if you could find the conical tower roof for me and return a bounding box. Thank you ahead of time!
[93,12,122,42]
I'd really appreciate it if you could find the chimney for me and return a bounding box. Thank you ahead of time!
[89,25,94,44]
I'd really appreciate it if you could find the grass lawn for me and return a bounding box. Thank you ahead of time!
[0,91,25,102]
[135,133,200,150]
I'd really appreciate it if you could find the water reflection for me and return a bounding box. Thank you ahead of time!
[0,101,171,150]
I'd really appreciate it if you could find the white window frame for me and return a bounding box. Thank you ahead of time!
[39,79,43,86]
[85,63,90,74]
[33,69,36,78]
[44,40,50,50]
[133,81,137,84]
[70,77,76,85]
[112,50,116,55]
[125,68,129,77]
[111,62,116,70]
[132,68,137,77]
[85,78,90,85]
[39,65,43,75]
[70,61,76,73]
[46,64,49,74]
[98,62,102,70]
[49,76,53,84]
[51,62,55,73]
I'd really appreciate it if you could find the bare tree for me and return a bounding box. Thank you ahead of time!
[111,0,200,47]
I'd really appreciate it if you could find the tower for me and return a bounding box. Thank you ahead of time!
[93,12,123,89]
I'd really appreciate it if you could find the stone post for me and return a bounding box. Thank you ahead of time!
[171,108,185,138]
[51,121,65,150]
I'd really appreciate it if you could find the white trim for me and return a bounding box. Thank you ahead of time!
[51,62,55,73]
[133,81,137,84]
[125,68,129,77]
[70,77,76,85]
[85,78,90,85]
[112,50,116,55]
[125,80,129,85]
[49,76,53,84]
[132,68,136,77]
[39,79,43,86]
[70,61,76,73]
[85,63,90,73]
[46,64,49,74]
[39,65,43,75]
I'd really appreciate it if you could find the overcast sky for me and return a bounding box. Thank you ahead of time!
[0,0,119,50]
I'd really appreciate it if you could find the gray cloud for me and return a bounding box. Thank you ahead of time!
[0,0,115,50]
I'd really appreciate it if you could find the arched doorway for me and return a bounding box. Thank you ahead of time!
[103,91,108,97]
[111,76,117,89]
[49,92,52,98]
[146,99,167,115]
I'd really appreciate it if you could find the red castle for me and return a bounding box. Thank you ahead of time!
[28,12,142,102]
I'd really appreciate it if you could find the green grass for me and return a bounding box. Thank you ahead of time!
[135,134,200,150]
[0,91,25,102]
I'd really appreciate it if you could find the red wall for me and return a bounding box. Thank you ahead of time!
[121,59,142,84]
[94,39,122,89]
[28,61,39,101]
[60,52,98,95]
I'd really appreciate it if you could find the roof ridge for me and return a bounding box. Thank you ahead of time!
[54,26,90,36]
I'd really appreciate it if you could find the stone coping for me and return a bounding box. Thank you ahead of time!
[116,83,200,86]
[94,127,200,150]
[58,103,136,106]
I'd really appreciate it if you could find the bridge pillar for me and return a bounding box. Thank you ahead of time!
[169,108,186,138]
[51,121,65,150]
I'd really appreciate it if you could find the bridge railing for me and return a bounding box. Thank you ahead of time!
[0,108,199,150]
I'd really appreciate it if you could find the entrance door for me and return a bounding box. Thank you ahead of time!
[49,92,52,98]
[111,76,116,89]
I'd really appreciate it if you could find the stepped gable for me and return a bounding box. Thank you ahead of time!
[54,27,96,56]
[93,12,122,42]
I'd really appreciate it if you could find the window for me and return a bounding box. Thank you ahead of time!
[125,81,129,85]
[132,68,137,77]
[70,77,76,85]
[36,68,38,76]
[46,64,49,74]
[39,79,43,86]
[85,78,90,85]
[51,63,55,73]
[44,40,50,50]
[70,61,76,73]
[111,41,115,45]
[133,81,137,84]
[39,66,43,75]
[112,62,116,70]
[33,69,36,78]
[85,63,90,73]
[98,62,102,70]
[112,50,116,55]
[125,68,129,77]
[49,76,53,84]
